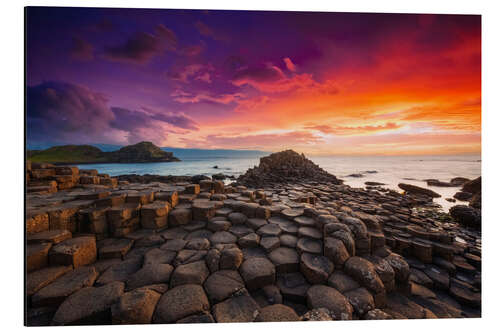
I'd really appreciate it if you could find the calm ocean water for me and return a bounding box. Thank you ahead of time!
[76,152,481,211]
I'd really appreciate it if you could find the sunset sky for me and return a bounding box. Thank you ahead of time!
[26,7,481,155]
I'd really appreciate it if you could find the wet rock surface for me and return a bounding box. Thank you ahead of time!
[25,154,481,325]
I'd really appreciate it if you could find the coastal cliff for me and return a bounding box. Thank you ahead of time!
[27,141,180,164]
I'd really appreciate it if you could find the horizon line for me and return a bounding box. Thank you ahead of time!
[26,142,481,157]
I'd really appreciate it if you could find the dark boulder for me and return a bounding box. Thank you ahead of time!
[365,181,385,186]
[191,174,211,183]
[449,205,481,230]
[398,183,441,198]
[212,173,226,180]
[462,177,481,194]
[347,174,363,178]
[426,179,455,187]
[450,177,470,186]
[454,191,473,201]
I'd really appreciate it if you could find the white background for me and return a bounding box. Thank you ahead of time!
[1,0,498,332]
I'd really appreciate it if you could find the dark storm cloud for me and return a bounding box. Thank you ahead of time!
[27,81,197,145]
[27,81,115,143]
[109,107,151,131]
[104,24,177,64]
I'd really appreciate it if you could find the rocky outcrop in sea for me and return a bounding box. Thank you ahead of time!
[107,142,179,163]
[449,177,482,230]
[237,150,342,187]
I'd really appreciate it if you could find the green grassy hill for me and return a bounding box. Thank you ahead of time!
[27,142,179,164]
[28,145,108,163]
[108,141,178,163]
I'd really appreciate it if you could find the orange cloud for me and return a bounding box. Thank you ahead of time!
[179,131,322,150]
[172,90,245,104]
[283,57,297,72]
[305,122,402,136]
[231,63,338,94]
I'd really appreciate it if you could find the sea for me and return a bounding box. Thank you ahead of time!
[75,150,481,212]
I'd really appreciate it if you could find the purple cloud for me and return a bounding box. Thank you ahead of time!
[171,90,244,105]
[283,57,297,72]
[195,72,211,83]
[70,37,94,61]
[223,55,247,73]
[27,81,115,143]
[109,107,150,131]
[232,64,285,84]
[104,24,177,64]
[150,112,199,130]
[195,21,229,41]
[181,44,204,56]
[110,107,199,142]
[27,81,197,145]
[166,64,204,82]
[166,63,214,83]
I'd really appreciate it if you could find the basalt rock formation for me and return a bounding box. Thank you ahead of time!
[237,150,342,187]
[26,160,481,325]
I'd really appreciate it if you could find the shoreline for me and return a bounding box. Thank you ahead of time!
[78,170,475,213]
[61,153,480,212]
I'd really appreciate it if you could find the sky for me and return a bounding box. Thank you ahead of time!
[26,7,481,155]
